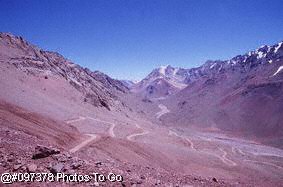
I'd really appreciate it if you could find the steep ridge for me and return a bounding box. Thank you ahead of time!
[182,42,283,83]
[0,32,128,110]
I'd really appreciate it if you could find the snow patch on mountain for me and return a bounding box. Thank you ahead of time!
[173,68,179,75]
[159,65,168,75]
[274,42,283,53]
[210,63,216,69]
[120,80,139,88]
[273,66,283,76]
[133,40,283,99]
[256,51,265,59]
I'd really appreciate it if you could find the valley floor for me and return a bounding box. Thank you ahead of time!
[61,101,283,186]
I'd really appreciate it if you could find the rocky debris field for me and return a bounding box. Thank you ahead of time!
[0,126,229,187]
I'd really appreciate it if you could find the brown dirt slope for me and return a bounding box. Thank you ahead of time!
[0,100,82,148]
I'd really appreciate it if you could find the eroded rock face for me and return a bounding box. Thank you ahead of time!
[32,145,60,159]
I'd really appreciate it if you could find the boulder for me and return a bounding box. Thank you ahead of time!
[32,145,60,159]
[212,177,218,183]
[13,164,22,171]
[27,163,37,172]
[71,161,82,169]
[50,163,64,173]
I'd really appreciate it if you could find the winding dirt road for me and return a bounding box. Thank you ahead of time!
[217,148,237,166]
[69,134,97,153]
[126,124,149,141]
[156,104,170,119]
[232,147,246,156]
[168,130,238,166]
[169,130,195,150]
[66,116,119,153]
[244,159,283,170]
[86,117,116,138]
[66,116,86,124]
[66,116,116,137]
[66,116,149,142]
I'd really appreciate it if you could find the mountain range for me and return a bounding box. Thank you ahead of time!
[132,41,283,99]
[130,40,283,148]
[1,32,283,186]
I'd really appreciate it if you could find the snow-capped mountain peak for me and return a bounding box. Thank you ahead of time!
[131,65,189,98]
[146,65,188,83]
[133,40,283,99]
[158,65,169,75]
[275,42,283,53]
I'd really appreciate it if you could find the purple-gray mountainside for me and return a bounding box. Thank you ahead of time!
[0,32,128,110]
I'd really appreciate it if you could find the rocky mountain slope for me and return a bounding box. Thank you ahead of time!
[135,42,283,100]
[0,33,128,110]
[154,41,283,148]
[132,65,188,98]
[120,80,136,89]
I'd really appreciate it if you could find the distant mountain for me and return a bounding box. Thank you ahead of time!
[134,41,283,100]
[159,41,283,148]
[120,80,136,88]
[132,65,188,98]
[182,42,283,83]
[144,65,189,86]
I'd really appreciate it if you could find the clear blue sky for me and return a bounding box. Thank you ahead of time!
[1,0,283,80]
